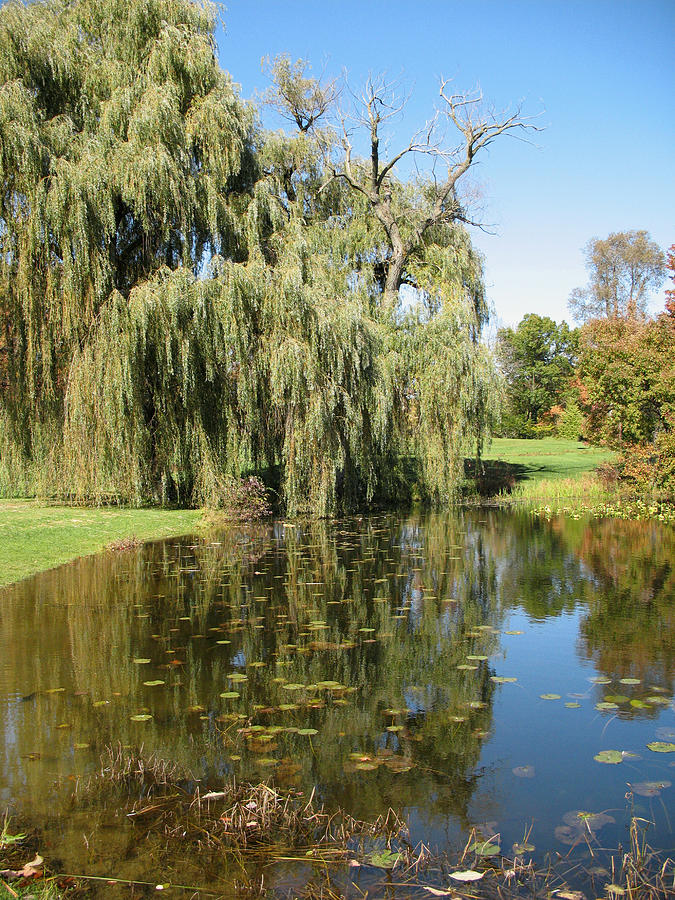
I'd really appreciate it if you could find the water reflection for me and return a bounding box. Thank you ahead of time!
[0,509,673,881]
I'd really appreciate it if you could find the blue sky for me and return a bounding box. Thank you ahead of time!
[216,0,674,328]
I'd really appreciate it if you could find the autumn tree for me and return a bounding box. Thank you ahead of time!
[568,230,666,322]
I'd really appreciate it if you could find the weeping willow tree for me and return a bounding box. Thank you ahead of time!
[1,2,518,513]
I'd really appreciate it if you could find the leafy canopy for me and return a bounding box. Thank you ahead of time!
[0,1,507,512]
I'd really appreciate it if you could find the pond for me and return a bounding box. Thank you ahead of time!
[1,509,673,896]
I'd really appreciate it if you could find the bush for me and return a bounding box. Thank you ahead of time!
[205,476,273,521]
[617,431,675,499]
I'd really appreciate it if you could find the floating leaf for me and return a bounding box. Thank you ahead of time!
[604,694,629,704]
[422,888,456,896]
[504,630,523,635]
[647,741,675,753]
[355,762,378,771]
[133,659,151,665]
[282,683,305,691]
[619,678,641,685]
[130,714,153,722]
[630,699,651,709]
[588,676,611,684]
[143,680,165,687]
[594,750,622,764]
[491,676,517,684]
[595,701,619,710]
[630,780,671,797]
[448,870,484,882]
[540,693,561,700]
[457,664,477,671]
[368,850,401,869]
[220,691,240,699]
[297,728,318,736]
[512,841,535,854]
[565,702,581,708]
[468,840,499,857]
[563,810,615,829]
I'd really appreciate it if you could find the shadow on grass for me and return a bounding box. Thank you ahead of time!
[464,458,530,497]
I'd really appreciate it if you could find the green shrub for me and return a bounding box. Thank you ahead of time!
[557,403,585,441]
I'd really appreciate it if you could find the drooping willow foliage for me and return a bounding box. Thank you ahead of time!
[1,0,500,514]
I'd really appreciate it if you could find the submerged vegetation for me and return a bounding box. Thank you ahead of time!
[3,746,674,899]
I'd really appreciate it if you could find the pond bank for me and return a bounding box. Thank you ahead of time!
[0,500,200,587]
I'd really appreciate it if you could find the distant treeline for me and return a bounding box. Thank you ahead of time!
[496,236,675,497]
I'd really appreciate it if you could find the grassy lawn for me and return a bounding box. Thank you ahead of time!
[484,437,617,483]
[0,501,200,588]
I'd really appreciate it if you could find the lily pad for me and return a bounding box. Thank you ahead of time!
[220,691,240,699]
[143,680,165,687]
[368,850,401,869]
[282,683,306,691]
[512,842,535,854]
[297,728,318,736]
[540,693,561,700]
[647,741,675,753]
[595,701,619,710]
[133,659,151,665]
[565,702,581,708]
[130,714,153,722]
[468,840,500,857]
[594,750,623,764]
[619,678,641,685]
[491,676,517,683]
[630,780,671,797]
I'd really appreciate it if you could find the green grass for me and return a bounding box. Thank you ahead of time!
[485,437,617,483]
[0,501,200,588]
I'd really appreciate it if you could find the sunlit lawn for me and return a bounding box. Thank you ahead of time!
[485,437,617,483]
[0,501,200,587]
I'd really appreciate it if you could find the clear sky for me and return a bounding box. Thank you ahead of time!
[215,0,674,328]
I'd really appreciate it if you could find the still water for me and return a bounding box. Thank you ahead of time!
[1,509,673,893]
